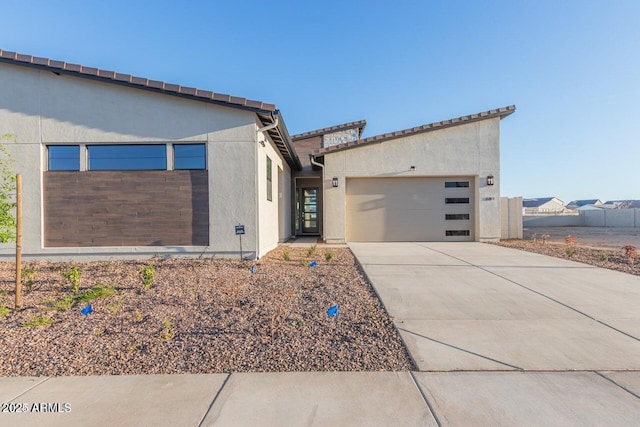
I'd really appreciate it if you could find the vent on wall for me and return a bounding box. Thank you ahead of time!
[446,230,470,236]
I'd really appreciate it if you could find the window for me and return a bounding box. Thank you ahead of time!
[266,156,273,201]
[446,230,470,236]
[445,181,470,188]
[174,144,206,170]
[446,214,470,220]
[48,145,80,171]
[88,145,166,170]
[445,198,470,204]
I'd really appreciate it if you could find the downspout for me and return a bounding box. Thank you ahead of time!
[309,154,325,241]
[255,113,280,258]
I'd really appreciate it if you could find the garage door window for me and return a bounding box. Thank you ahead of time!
[446,230,470,236]
[446,214,470,220]
[445,181,469,188]
[445,198,469,204]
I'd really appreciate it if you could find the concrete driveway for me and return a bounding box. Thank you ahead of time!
[349,242,640,372]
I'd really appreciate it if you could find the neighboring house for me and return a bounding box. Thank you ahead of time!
[522,197,565,214]
[0,49,515,259]
[603,200,640,209]
[567,199,603,210]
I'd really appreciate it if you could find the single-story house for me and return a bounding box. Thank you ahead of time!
[567,199,603,210]
[0,49,515,259]
[522,197,565,214]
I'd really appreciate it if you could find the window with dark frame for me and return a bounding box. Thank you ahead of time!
[266,156,273,201]
[88,145,166,170]
[48,145,80,171]
[174,144,206,170]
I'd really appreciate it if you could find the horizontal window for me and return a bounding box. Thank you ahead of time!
[48,145,80,171]
[445,214,470,220]
[174,144,206,170]
[88,145,166,170]
[445,198,470,204]
[445,181,469,188]
[446,230,470,236]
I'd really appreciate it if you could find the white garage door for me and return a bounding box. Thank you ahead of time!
[346,177,474,242]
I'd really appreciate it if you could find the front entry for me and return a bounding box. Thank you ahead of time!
[296,187,319,234]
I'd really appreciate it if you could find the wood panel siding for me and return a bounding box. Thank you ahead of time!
[44,170,209,247]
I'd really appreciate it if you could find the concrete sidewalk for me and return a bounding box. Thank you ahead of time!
[2,242,640,426]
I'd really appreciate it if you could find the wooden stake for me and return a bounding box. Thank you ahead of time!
[15,174,22,310]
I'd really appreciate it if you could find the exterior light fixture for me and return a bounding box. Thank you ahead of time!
[332,177,339,188]
[487,175,495,186]
[410,165,416,171]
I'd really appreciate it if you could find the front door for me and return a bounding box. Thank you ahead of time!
[299,187,319,234]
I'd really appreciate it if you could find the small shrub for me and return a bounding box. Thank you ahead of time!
[140,265,156,290]
[0,306,10,317]
[565,235,577,258]
[622,245,638,267]
[106,295,123,314]
[46,284,115,311]
[325,251,334,262]
[21,315,53,327]
[62,265,81,293]
[140,264,156,285]
[306,244,317,258]
[282,249,290,261]
[160,319,175,340]
[47,295,76,311]
[21,265,38,293]
[600,252,609,262]
[299,259,309,267]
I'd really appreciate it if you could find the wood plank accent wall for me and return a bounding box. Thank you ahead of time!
[44,170,209,247]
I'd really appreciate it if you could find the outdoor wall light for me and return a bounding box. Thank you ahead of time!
[410,165,416,171]
[332,177,339,188]
[487,175,495,186]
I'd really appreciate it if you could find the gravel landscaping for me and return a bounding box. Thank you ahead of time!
[0,247,414,376]
[495,237,639,277]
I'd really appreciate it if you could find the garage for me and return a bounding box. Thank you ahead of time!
[346,177,475,242]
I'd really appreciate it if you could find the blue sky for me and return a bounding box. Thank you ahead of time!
[1,0,638,203]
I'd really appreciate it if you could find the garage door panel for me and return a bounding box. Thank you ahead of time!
[346,177,474,242]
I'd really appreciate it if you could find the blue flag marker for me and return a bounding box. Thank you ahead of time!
[309,261,317,267]
[327,304,338,317]
[81,304,93,316]
[251,265,256,274]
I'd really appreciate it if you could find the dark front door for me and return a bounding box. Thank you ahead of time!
[300,187,319,234]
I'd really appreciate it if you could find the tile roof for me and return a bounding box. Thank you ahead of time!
[291,120,367,141]
[0,49,277,113]
[313,106,516,157]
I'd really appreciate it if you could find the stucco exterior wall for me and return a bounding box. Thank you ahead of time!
[256,126,291,258]
[322,118,502,242]
[0,61,269,259]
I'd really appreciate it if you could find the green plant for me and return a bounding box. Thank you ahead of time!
[282,249,290,261]
[0,306,10,317]
[20,265,38,293]
[160,319,175,340]
[600,252,609,262]
[21,315,53,327]
[46,284,115,311]
[565,235,577,258]
[62,265,81,293]
[306,244,317,258]
[140,265,156,290]
[622,245,637,267]
[325,251,334,262]
[0,135,16,243]
[299,259,309,267]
